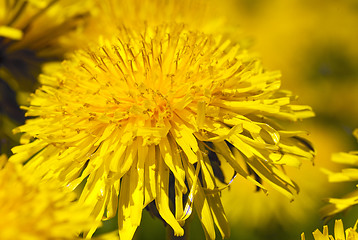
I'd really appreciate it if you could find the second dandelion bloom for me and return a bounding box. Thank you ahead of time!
[301,219,358,240]
[0,154,100,240]
[321,129,358,219]
[11,23,314,239]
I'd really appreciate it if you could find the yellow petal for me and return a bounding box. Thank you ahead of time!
[213,141,267,192]
[196,100,206,129]
[118,143,137,179]
[245,157,294,199]
[312,229,329,240]
[335,219,346,240]
[170,118,198,164]
[155,153,184,236]
[0,26,23,40]
[105,182,119,219]
[332,152,358,166]
[118,172,139,240]
[207,194,230,239]
[144,145,157,206]
[10,139,47,163]
[183,160,216,240]
[159,137,186,193]
[179,159,201,223]
[174,179,184,221]
[301,232,306,240]
[109,143,127,173]
[130,139,145,226]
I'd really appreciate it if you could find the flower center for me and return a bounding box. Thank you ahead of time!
[127,84,172,122]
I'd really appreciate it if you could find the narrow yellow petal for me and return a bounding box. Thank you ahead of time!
[81,168,107,238]
[196,100,206,129]
[332,152,358,166]
[159,137,186,192]
[312,229,327,240]
[118,173,139,240]
[0,26,23,40]
[207,194,230,239]
[334,219,345,240]
[155,152,184,236]
[301,232,306,240]
[144,145,157,206]
[105,183,119,219]
[10,139,47,163]
[170,117,198,164]
[94,124,117,146]
[109,144,127,172]
[80,167,105,205]
[198,145,215,190]
[197,145,230,238]
[195,122,243,143]
[214,99,280,115]
[183,160,215,240]
[129,139,146,226]
[323,225,329,236]
[228,134,254,159]
[174,179,184,221]
[179,159,201,223]
[245,157,294,199]
[213,141,267,192]
[116,143,137,179]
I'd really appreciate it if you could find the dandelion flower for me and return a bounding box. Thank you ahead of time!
[321,129,358,219]
[0,154,100,240]
[11,24,314,239]
[301,219,358,240]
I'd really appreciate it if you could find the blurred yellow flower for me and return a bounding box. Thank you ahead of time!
[321,129,358,219]
[301,219,358,240]
[0,0,92,90]
[0,154,99,240]
[10,23,314,239]
[89,0,239,39]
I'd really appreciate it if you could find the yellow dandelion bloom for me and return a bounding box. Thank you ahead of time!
[321,129,358,219]
[0,154,99,240]
[0,0,92,89]
[10,24,314,239]
[301,219,358,240]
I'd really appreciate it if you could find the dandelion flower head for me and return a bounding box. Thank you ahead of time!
[0,154,99,240]
[301,219,358,240]
[11,23,315,239]
[321,129,358,219]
